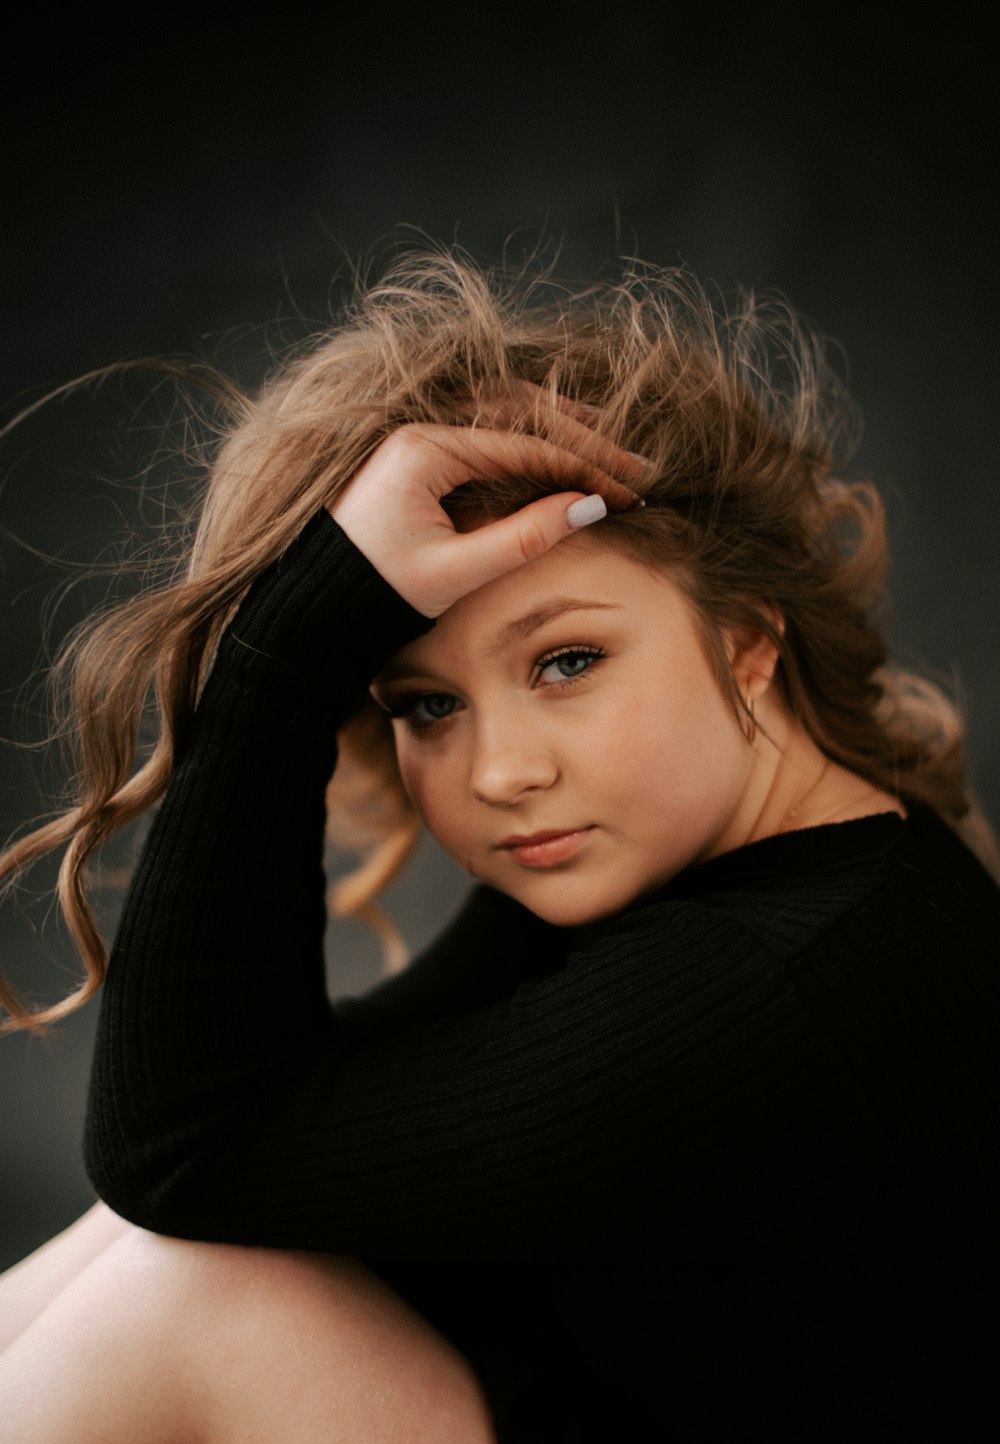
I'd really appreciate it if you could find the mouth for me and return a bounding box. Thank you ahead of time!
[498,826,596,869]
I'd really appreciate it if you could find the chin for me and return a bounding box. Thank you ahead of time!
[516,881,641,929]
[510,858,687,927]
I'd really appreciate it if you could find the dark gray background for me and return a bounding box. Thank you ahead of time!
[2,15,997,1270]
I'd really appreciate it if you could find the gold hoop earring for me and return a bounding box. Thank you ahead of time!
[745,693,757,744]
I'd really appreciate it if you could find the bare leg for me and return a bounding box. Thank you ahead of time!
[0,1201,132,1354]
[0,1226,497,1444]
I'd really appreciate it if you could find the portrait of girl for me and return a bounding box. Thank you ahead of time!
[0,250,997,1442]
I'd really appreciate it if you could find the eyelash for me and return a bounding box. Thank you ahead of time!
[387,645,607,732]
[534,643,606,687]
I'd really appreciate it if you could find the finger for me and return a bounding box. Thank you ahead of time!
[422,427,643,512]
[538,407,651,486]
[424,490,610,609]
[467,381,651,486]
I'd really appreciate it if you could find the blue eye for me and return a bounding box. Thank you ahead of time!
[536,647,605,685]
[381,689,461,732]
[410,693,457,725]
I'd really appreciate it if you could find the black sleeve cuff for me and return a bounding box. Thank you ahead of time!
[217,510,436,697]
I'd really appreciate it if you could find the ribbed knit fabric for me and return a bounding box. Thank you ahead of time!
[83,509,1000,1440]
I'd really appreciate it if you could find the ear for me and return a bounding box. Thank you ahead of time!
[724,604,785,702]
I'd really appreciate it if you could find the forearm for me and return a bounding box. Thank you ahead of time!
[83,512,433,1224]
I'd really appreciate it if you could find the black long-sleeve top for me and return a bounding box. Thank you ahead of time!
[84,511,1000,1440]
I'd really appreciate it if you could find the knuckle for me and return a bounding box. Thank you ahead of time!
[384,426,423,459]
[517,516,552,564]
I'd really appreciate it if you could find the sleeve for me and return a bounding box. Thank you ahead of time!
[331,883,572,1043]
[84,511,876,1260]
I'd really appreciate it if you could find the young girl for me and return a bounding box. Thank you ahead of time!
[1,256,997,1442]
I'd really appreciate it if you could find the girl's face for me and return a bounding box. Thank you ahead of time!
[371,534,759,927]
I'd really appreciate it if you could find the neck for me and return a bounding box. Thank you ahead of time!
[716,692,906,858]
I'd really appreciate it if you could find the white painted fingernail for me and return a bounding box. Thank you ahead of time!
[627,451,654,468]
[566,495,607,529]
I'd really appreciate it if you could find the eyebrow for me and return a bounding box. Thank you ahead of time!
[487,598,621,654]
[373,599,621,689]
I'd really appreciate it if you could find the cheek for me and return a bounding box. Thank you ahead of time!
[394,740,465,847]
[395,744,431,816]
[610,685,747,820]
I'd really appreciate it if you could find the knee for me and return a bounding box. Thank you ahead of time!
[1,1230,496,1444]
[104,1234,497,1441]
[90,1226,343,1342]
[105,1226,360,1312]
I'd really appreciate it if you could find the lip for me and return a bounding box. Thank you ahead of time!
[498,826,595,869]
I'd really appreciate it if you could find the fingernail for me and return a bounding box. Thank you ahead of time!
[627,451,654,468]
[567,495,608,529]
[577,402,603,416]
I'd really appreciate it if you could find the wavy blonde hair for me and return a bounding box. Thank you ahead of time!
[1,250,995,1033]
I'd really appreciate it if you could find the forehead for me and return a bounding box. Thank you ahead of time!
[387,534,693,673]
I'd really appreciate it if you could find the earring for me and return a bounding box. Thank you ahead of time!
[745,693,757,744]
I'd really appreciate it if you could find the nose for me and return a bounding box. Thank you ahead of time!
[469,717,559,806]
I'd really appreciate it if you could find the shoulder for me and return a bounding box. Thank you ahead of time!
[566,805,999,1037]
[622,805,997,958]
